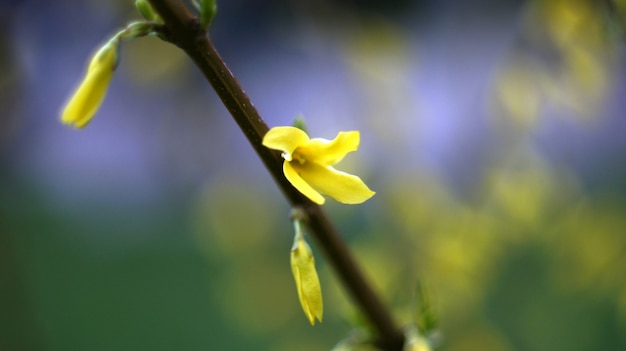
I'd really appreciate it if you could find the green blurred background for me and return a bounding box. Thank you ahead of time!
[2,0,626,350]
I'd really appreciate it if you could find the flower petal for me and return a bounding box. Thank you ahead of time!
[297,163,375,204]
[283,161,325,204]
[262,126,309,160]
[292,266,313,324]
[298,131,360,166]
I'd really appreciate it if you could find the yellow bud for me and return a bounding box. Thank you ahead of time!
[291,235,323,325]
[61,38,119,129]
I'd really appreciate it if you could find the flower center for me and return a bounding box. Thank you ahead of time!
[291,148,307,165]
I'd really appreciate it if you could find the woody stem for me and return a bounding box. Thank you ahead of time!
[146,1,405,349]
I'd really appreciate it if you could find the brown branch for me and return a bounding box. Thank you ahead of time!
[145,1,404,349]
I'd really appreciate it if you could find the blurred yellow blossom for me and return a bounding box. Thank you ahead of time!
[492,57,544,128]
[404,337,432,351]
[291,232,323,325]
[61,37,119,129]
[262,126,375,204]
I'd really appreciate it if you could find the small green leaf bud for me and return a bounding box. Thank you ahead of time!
[135,0,161,22]
[200,0,218,30]
[292,115,308,134]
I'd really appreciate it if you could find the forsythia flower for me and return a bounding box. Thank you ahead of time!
[291,234,323,325]
[61,37,119,128]
[262,126,375,204]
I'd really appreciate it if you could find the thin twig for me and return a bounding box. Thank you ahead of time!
[145,1,405,349]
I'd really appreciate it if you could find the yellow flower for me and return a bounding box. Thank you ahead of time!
[291,234,323,325]
[262,126,376,204]
[61,38,119,129]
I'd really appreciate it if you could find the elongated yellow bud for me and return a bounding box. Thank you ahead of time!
[61,38,119,129]
[291,233,323,325]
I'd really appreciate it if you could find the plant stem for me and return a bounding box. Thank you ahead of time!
[146,1,405,349]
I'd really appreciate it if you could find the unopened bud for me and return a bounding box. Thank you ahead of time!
[61,37,119,129]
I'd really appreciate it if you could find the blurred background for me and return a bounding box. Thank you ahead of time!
[2,0,626,350]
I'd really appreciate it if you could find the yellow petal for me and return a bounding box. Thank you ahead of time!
[298,131,360,166]
[291,266,311,323]
[283,161,325,204]
[262,126,309,161]
[291,238,323,325]
[296,163,375,204]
